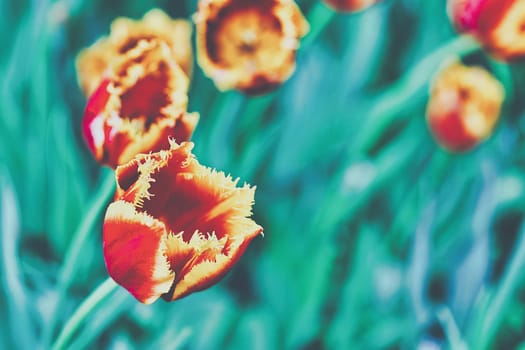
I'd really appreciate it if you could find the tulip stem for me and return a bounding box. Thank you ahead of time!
[51,278,119,350]
[470,223,525,349]
[231,3,336,167]
[43,169,116,347]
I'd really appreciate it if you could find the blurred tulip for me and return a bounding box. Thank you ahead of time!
[448,0,525,60]
[103,141,263,303]
[426,62,504,152]
[195,0,309,94]
[322,0,380,13]
[82,40,198,168]
[76,9,192,96]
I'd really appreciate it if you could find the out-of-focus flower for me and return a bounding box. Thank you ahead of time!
[322,0,380,13]
[76,9,192,96]
[448,0,525,60]
[426,62,504,152]
[195,0,309,94]
[103,141,263,303]
[82,40,199,168]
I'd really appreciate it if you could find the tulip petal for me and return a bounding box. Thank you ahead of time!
[448,0,525,60]
[322,0,380,13]
[104,200,174,304]
[426,62,504,152]
[163,226,261,300]
[481,0,525,60]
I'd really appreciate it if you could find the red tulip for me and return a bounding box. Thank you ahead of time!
[322,0,381,13]
[448,0,525,60]
[76,9,192,96]
[103,141,263,303]
[82,40,198,168]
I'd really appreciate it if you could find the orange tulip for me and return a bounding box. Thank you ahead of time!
[103,141,263,303]
[195,0,309,94]
[76,9,192,96]
[448,0,525,60]
[426,62,504,152]
[82,40,198,168]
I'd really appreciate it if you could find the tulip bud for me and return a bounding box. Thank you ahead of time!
[82,40,198,168]
[103,141,263,303]
[426,62,504,152]
[322,0,380,13]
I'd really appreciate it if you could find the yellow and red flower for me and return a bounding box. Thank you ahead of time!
[195,0,309,94]
[76,9,193,96]
[426,62,504,152]
[448,0,525,60]
[82,40,198,168]
[322,0,380,13]
[103,141,263,303]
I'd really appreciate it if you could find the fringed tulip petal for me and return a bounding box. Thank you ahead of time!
[448,0,525,60]
[76,9,192,96]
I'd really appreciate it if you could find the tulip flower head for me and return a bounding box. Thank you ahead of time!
[322,0,380,13]
[195,0,309,94]
[448,0,525,60]
[82,40,198,168]
[76,9,193,96]
[426,62,504,152]
[103,141,263,303]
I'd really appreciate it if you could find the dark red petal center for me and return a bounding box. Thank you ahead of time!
[120,66,170,123]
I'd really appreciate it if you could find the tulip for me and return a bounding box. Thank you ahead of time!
[322,0,380,13]
[448,0,525,60]
[103,141,263,303]
[195,0,309,94]
[82,40,198,168]
[426,62,504,152]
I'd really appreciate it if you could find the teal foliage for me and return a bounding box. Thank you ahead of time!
[2,0,525,349]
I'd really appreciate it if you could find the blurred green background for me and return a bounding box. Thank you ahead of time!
[2,0,525,349]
